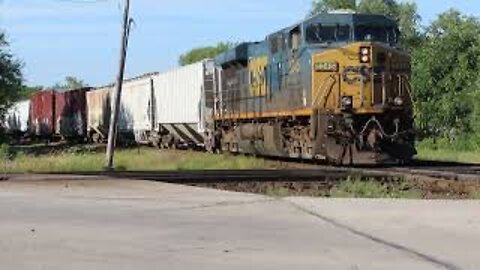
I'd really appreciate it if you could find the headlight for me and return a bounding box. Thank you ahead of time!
[359,46,371,64]
[341,96,353,109]
[394,97,404,106]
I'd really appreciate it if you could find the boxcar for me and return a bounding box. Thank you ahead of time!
[152,59,216,148]
[29,91,56,137]
[55,88,89,139]
[3,100,30,136]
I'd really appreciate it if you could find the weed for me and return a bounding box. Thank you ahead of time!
[265,186,291,198]
[329,177,422,199]
[0,144,13,179]
[470,191,480,200]
[416,140,480,164]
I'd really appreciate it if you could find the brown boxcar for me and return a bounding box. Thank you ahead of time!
[29,90,56,137]
[55,88,89,139]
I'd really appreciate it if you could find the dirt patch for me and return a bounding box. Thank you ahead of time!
[413,178,480,199]
[191,177,480,200]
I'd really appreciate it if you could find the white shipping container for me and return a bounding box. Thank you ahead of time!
[153,60,214,133]
[4,100,30,133]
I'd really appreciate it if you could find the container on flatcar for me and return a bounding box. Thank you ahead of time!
[152,59,216,148]
[55,88,89,139]
[29,90,56,137]
[3,100,30,135]
[86,86,111,143]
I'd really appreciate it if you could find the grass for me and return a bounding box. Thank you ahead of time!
[265,186,293,198]
[416,147,480,164]
[416,139,480,164]
[4,147,270,173]
[470,191,480,200]
[329,177,422,199]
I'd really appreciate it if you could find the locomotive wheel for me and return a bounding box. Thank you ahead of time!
[324,137,353,166]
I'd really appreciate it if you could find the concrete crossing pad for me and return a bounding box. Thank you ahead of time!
[0,179,478,270]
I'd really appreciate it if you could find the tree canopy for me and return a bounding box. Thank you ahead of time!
[0,32,23,117]
[411,10,480,143]
[309,0,421,48]
[52,76,87,92]
[19,85,41,99]
[179,42,235,66]
[309,0,356,14]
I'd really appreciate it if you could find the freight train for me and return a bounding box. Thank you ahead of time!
[1,12,416,165]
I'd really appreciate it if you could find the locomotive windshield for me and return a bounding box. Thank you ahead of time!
[306,24,350,44]
[354,25,398,44]
[306,23,399,45]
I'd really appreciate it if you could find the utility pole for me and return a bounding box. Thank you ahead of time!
[106,0,131,170]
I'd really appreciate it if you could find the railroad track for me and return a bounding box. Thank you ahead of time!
[95,165,480,183]
[6,161,479,184]
[8,143,480,182]
[4,161,480,200]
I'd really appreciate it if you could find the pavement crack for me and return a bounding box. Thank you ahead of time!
[171,198,276,212]
[287,200,462,270]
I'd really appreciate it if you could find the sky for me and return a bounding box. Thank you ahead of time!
[0,0,479,87]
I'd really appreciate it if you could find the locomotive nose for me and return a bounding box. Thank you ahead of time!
[369,43,412,109]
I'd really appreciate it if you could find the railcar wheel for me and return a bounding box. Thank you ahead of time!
[92,133,102,144]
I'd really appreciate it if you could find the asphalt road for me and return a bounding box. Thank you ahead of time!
[0,179,479,270]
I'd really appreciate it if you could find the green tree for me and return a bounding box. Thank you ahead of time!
[309,0,421,48]
[179,42,235,66]
[19,85,41,99]
[53,76,87,92]
[0,32,23,117]
[309,0,356,15]
[412,10,480,142]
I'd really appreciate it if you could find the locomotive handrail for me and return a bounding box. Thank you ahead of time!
[313,75,337,109]
[360,75,365,107]
[372,72,387,106]
[401,74,417,112]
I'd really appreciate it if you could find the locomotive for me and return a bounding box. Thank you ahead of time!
[208,12,416,164]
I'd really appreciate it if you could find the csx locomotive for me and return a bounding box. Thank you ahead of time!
[209,12,416,164]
